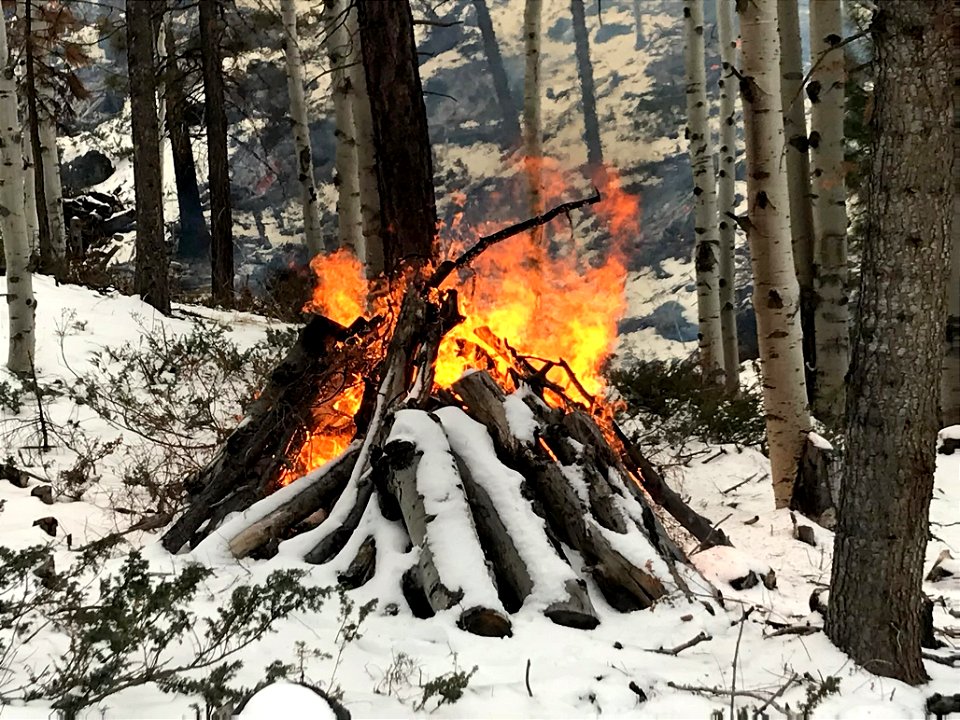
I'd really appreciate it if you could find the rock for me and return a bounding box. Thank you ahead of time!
[33,516,58,537]
[61,149,115,194]
[31,485,54,505]
[730,571,759,590]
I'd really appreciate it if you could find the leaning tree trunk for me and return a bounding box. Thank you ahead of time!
[522,0,545,251]
[716,0,739,392]
[127,0,170,315]
[345,4,382,277]
[825,0,953,685]
[356,0,436,276]
[738,0,810,508]
[945,196,960,427]
[24,0,51,273]
[199,0,234,305]
[164,11,211,260]
[325,0,362,253]
[571,0,602,169]
[471,0,520,146]
[282,0,325,258]
[809,0,849,429]
[684,0,724,386]
[0,12,36,374]
[777,0,816,406]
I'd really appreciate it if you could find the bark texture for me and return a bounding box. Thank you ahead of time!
[164,12,210,260]
[282,0,325,258]
[326,0,362,253]
[0,13,36,373]
[809,0,849,428]
[945,195,960,426]
[24,0,50,272]
[471,0,520,145]
[716,0,739,390]
[571,0,602,168]
[825,1,953,685]
[345,5,382,277]
[738,0,810,508]
[357,0,436,276]
[522,0,545,249]
[777,0,816,401]
[684,0,724,384]
[199,0,234,304]
[127,0,170,315]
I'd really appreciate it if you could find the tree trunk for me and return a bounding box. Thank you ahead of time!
[24,0,51,273]
[198,0,233,304]
[684,0,724,385]
[777,0,816,405]
[0,13,36,374]
[738,0,810,508]
[522,0,545,250]
[37,84,65,263]
[571,0,602,169]
[808,0,849,428]
[824,0,953,685]
[356,0,436,276]
[345,5,383,278]
[945,196,960,426]
[632,0,644,50]
[14,1,37,259]
[127,0,170,315]
[326,0,362,254]
[282,0,325,258]
[471,0,520,146]
[716,0,739,391]
[164,11,210,260]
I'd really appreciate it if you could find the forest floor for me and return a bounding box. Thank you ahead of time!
[1,276,958,719]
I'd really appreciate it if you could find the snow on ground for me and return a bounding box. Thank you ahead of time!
[1,279,959,719]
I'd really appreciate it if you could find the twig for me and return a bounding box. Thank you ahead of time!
[722,472,761,495]
[412,18,463,27]
[648,631,712,656]
[702,448,726,464]
[753,673,800,717]
[525,658,533,697]
[764,624,821,638]
[428,190,602,287]
[667,682,787,715]
[731,607,755,718]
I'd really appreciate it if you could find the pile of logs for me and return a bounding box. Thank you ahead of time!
[163,197,731,636]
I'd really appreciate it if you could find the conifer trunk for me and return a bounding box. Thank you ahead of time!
[356,0,436,276]
[282,0,325,257]
[326,0,362,253]
[0,11,36,373]
[345,4,382,277]
[809,0,849,428]
[571,0,602,169]
[825,0,952,685]
[33,5,65,266]
[738,0,810,508]
[684,0,724,385]
[199,0,233,304]
[716,0,739,391]
[164,11,210,260]
[471,0,520,146]
[777,0,816,403]
[522,0,545,250]
[945,199,960,427]
[632,0,644,50]
[127,0,170,314]
[24,0,50,272]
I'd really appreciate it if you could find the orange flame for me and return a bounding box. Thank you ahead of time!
[287,161,640,482]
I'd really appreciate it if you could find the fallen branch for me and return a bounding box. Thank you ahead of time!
[923,651,960,668]
[764,624,821,638]
[666,682,787,716]
[428,189,602,287]
[648,631,712,656]
[722,472,761,495]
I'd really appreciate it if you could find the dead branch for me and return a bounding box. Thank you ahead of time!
[764,624,821,638]
[666,682,788,716]
[648,631,712,655]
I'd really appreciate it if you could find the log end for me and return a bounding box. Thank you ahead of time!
[458,606,513,638]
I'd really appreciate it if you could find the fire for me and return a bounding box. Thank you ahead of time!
[288,161,640,481]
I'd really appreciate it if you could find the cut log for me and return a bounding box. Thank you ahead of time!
[791,432,838,528]
[338,535,377,589]
[383,409,512,637]
[161,316,377,553]
[436,406,599,629]
[453,371,671,610]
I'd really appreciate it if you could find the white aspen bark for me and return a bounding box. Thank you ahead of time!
[33,5,65,262]
[522,0,545,250]
[0,14,36,374]
[156,15,166,191]
[809,0,849,427]
[716,0,739,391]
[345,3,382,277]
[15,1,37,256]
[281,0,324,257]
[326,0,362,253]
[684,0,724,384]
[738,0,811,508]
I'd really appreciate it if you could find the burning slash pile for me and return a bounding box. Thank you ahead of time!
[162,191,729,637]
